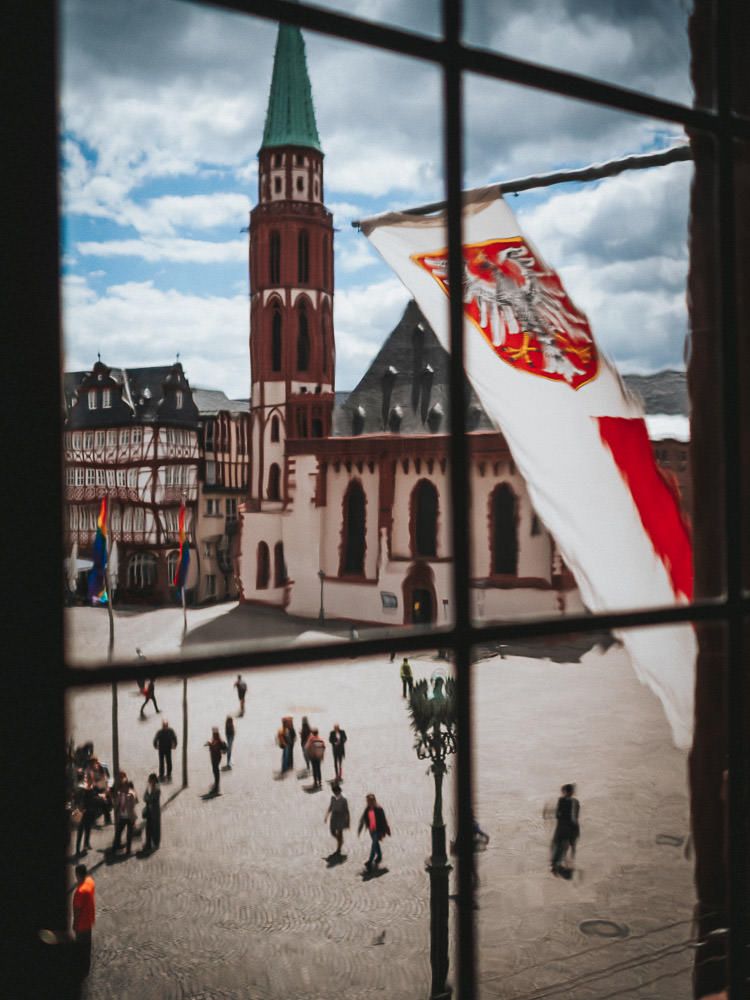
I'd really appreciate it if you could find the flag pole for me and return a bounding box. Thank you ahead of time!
[103,496,119,780]
[351,143,691,229]
[180,490,189,787]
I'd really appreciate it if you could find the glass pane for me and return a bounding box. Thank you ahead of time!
[60,1,450,665]
[463,0,705,110]
[462,75,723,622]
[473,622,725,998]
[313,0,442,39]
[65,656,457,995]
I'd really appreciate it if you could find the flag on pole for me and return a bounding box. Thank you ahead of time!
[361,188,695,748]
[87,497,108,605]
[173,500,190,590]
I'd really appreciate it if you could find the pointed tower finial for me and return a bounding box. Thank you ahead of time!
[261,23,321,153]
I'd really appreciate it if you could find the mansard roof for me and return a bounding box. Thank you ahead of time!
[260,23,321,153]
[332,300,496,437]
[65,362,200,427]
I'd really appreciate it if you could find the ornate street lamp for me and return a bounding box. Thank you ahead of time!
[408,670,457,1000]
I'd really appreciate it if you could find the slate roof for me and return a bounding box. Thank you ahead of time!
[622,371,688,415]
[332,301,689,439]
[192,388,250,416]
[261,24,321,153]
[332,300,496,437]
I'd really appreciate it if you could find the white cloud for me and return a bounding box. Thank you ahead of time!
[63,277,250,397]
[75,237,247,263]
[516,161,691,372]
[335,234,381,274]
[334,277,410,387]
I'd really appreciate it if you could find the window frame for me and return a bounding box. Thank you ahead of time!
[12,3,749,998]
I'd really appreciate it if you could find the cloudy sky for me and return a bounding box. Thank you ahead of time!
[60,0,694,396]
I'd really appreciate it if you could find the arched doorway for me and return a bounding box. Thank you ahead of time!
[402,562,437,625]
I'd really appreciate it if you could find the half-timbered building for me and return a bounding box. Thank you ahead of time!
[194,389,250,603]
[63,360,200,604]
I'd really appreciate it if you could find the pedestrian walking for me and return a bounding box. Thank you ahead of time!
[357,793,391,871]
[225,715,235,769]
[135,647,148,692]
[85,756,112,824]
[72,864,95,979]
[305,728,326,789]
[550,783,580,877]
[205,727,227,795]
[112,778,138,855]
[234,674,247,716]
[329,723,347,781]
[73,772,96,857]
[300,716,312,774]
[140,677,160,718]
[285,717,297,772]
[141,773,161,852]
[324,783,350,855]
[400,657,413,698]
[153,718,178,781]
[276,719,288,774]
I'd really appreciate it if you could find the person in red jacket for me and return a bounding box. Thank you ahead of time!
[357,793,391,871]
[72,864,95,978]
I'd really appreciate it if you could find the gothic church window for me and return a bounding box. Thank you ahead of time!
[297,301,310,371]
[256,542,270,589]
[267,463,281,501]
[269,231,280,284]
[491,483,519,575]
[274,542,287,587]
[298,230,309,283]
[271,303,282,372]
[412,479,439,557]
[340,480,366,576]
[270,415,280,442]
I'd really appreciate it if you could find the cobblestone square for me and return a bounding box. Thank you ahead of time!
[66,607,694,999]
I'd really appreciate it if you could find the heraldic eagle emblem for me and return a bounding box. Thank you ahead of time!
[412,236,599,390]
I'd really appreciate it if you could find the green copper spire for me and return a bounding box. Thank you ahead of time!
[261,23,322,153]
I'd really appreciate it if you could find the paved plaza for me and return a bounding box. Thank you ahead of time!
[65,606,695,999]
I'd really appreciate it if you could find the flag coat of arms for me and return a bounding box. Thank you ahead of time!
[361,188,695,748]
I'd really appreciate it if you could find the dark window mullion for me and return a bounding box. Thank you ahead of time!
[716,1,747,993]
[442,0,476,994]
[206,0,738,136]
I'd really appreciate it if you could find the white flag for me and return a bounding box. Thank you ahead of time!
[361,188,695,749]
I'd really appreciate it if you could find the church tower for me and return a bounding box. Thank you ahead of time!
[248,23,335,508]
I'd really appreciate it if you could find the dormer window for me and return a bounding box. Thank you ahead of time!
[102,389,111,408]
[176,390,183,409]
[88,390,97,410]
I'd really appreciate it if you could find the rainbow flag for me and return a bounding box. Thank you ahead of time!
[173,501,190,589]
[87,497,108,605]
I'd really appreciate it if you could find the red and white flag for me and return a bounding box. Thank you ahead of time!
[361,188,695,748]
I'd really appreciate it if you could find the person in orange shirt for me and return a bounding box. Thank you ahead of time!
[72,864,95,978]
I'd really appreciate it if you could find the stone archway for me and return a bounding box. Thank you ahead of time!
[402,561,437,626]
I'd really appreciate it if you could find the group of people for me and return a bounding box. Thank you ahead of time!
[323,787,392,872]
[69,730,170,863]
[276,716,347,788]
[201,674,247,795]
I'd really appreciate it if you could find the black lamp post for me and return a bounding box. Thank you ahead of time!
[318,569,325,622]
[408,671,457,1000]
